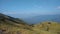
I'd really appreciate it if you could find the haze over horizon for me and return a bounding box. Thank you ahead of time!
[0,0,60,18]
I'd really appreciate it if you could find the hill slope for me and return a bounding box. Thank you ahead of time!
[0,13,60,34]
[0,13,32,34]
[32,22,60,34]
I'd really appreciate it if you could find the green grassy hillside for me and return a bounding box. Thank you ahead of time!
[32,22,60,34]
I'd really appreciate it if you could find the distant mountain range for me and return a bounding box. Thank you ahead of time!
[23,15,60,24]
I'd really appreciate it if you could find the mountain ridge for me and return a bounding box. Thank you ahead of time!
[23,15,60,24]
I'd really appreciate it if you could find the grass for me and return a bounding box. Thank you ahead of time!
[0,21,60,34]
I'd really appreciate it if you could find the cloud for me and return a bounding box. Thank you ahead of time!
[2,11,59,15]
[33,5,42,9]
[56,6,60,9]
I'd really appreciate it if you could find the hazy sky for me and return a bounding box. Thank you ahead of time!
[0,0,60,18]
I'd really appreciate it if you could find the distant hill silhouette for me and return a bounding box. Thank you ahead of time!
[23,15,60,24]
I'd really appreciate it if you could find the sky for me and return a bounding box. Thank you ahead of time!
[0,0,60,18]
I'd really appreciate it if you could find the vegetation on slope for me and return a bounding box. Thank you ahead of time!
[0,13,60,34]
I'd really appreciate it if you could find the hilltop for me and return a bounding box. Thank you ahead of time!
[32,21,60,34]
